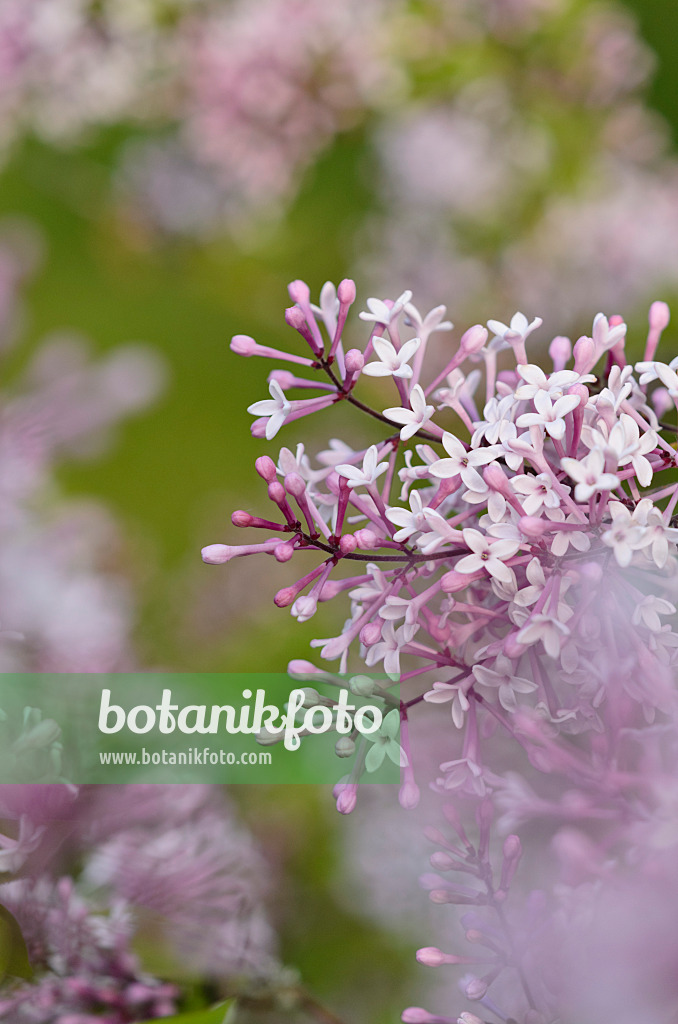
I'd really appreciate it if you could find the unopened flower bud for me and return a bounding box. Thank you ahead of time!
[335,785,357,815]
[401,1009,437,1023]
[430,851,456,871]
[255,456,277,482]
[464,977,488,1000]
[483,461,512,498]
[573,334,595,374]
[503,632,527,658]
[335,736,356,758]
[339,533,358,554]
[519,516,550,538]
[230,334,257,355]
[460,324,488,355]
[232,510,254,527]
[442,570,475,593]
[354,529,380,549]
[201,544,231,564]
[344,348,364,374]
[284,472,306,497]
[337,279,357,305]
[269,369,296,389]
[288,279,311,305]
[416,947,450,967]
[288,659,322,678]
[274,541,295,562]
[549,334,571,371]
[399,780,420,809]
[274,587,297,608]
[650,300,670,331]
[360,622,382,646]
[292,596,318,621]
[349,674,376,695]
[268,481,287,504]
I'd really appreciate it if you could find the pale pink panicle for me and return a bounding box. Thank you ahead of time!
[214,278,678,1022]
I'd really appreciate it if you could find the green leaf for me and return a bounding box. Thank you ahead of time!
[0,903,33,982]
[137,1002,235,1024]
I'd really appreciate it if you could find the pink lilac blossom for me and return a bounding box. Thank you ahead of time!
[84,786,278,979]
[0,785,279,1012]
[0,876,178,1022]
[207,277,678,1022]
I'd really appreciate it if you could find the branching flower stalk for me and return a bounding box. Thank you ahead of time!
[206,278,678,1023]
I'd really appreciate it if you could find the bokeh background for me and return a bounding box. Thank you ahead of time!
[1,0,678,1020]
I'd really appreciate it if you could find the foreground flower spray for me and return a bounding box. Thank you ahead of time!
[205,278,678,1022]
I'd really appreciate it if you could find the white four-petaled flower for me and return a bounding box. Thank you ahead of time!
[516,390,580,441]
[336,445,388,488]
[383,384,435,439]
[560,449,619,503]
[362,335,421,379]
[430,431,500,489]
[247,379,291,440]
[455,529,520,583]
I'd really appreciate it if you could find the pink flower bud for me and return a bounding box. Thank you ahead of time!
[201,544,231,564]
[274,587,297,608]
[274,541,295,562]
[483,461,511,497]
[441,570,475,593]
[230,334,257,355]
[268,481,287,504]
[268,369,296,389]
[401,1009,436,1023]
[567,382,589,405]
[519,516,550,538]
[549,334,571,371]
[232,510,254,528]
[464,977,488,1000]
[649,300,670,331]
[652,386,673,419]
[460,324,488,355]
[288,279,310,304]
[338,279,357,304]
[251,417,267,437]
[503,834,522,861]
[354,529,380,550]
[344,348,365,374]
[288,660,321,677]
[360,621,382,646]
[573,334,595,373]
[416,947,449,967]
[503,632,527,658]
[255,456,277,482]
[399,780,420,809]
[284,473,306,497]
[430,851,456,870]
[339,533,358,554]
[335,785,357,814]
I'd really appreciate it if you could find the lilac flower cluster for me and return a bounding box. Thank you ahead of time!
[206,278,678,1022]
[0,785,279,1018]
